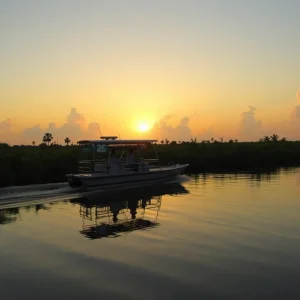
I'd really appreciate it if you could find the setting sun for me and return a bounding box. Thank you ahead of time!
[137,122,150,132]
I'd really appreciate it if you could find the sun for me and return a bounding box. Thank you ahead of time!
[137,122,150,132]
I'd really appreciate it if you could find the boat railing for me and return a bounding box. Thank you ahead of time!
[94,160,109,173]
[78,160,94,173]
[141,158,161,170]
[78,158,161,173]
[78,160,109,173]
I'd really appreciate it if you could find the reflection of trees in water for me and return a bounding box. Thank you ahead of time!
[0,203,53,225]
[189,168,284,188]
[0,207,20,225]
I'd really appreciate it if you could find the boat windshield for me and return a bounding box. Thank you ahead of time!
[78,143,94,161]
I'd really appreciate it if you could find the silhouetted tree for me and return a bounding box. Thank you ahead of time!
[270,134,279,142]
[50,141,59,147]
[39,142,47,148]
[64,137,71,146]
[43,133,53,146]
[0,142,10,150]
[32,141,35,146]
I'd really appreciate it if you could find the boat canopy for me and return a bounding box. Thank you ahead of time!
[77,139,157,145]
[100,136,118,140]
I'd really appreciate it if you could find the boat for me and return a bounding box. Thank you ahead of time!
[66,136,189,191]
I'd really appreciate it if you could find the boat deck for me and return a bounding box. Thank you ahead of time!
[69,164,188,178]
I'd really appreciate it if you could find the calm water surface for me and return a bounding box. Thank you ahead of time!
[1,169,300,299]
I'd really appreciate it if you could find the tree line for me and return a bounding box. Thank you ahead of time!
[0,132,292,149]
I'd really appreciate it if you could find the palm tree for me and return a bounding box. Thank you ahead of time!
[64,137,71,146]
[263,136,270,143]
[43,133,53,146]
[270,134,279,142]
[32,141,35,146]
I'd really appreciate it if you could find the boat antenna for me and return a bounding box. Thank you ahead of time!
[97,123,103,137]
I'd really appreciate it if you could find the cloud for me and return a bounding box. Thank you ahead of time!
[86,122,101,139]
[239,106,262,141]
[66,108,86,125]
[0,118,12,132]
[291,90,300,120]
[23,125,43,141]
[291,106,300,119]
[287,89,300,140]
[21,108,99,144]
[151,115,193,141]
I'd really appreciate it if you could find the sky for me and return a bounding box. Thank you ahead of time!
[1,0,300,144]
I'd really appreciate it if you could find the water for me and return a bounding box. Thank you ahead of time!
[1,169,300,299]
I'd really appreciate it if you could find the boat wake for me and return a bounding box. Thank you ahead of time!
[0,182,83,209]
[0,175,191,210]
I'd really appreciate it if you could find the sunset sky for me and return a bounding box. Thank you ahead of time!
[1,0,300,144]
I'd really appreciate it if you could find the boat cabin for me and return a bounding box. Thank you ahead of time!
[77,137,159,174]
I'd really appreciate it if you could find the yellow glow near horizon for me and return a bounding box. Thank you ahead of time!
[137,122,151,132]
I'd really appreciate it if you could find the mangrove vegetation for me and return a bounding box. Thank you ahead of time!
[1,135,300,187]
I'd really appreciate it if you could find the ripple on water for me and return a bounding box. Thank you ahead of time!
[1,170,300,299]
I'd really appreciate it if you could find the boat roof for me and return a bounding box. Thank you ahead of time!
[77,139,157,145]
[100,136,118,140]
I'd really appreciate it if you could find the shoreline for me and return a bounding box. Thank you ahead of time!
[1,142,300,187]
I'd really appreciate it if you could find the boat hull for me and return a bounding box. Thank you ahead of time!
[66,164,189,192]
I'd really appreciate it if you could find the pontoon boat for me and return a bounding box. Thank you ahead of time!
[66,136,189,191]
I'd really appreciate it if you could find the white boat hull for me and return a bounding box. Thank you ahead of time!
[66,164,189,192]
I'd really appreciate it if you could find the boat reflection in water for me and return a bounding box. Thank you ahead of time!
[70,183,189,240]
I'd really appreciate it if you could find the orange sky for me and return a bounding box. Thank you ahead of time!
[1,1,300,144]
